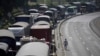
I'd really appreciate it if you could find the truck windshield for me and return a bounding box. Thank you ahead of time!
[67,8,74,13]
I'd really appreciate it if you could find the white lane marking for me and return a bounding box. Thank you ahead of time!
[86,47,89,51]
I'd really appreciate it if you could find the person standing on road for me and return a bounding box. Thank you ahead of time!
[64,39,68,50]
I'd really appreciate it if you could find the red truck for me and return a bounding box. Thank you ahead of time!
[30,21,52,43]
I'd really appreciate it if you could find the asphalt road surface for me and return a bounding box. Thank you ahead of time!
[60,12,100,56]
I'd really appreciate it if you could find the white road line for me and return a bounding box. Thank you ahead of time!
[86,47,89,51]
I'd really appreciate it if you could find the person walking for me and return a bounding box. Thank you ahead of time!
[64,39,68,50]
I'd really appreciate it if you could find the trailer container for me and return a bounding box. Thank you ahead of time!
[30,21,51,43]
[35,15,50,23]
[8,22,29,41]
[15,15,32,25]
[16,42,49,56]
[28,9,39,14]
[0,29,16,56]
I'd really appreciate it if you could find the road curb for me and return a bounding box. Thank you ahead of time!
[90,17,100,37]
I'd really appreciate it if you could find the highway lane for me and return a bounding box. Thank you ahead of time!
[60,12,100,56]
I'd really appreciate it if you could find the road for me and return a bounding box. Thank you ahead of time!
[60,12,100,56]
